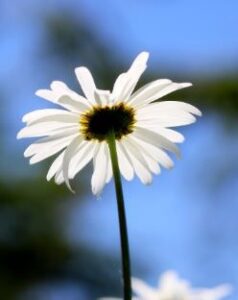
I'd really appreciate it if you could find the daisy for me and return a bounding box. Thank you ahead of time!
[99,270,232,300]
[17,51,201,195]
[132,271,232,300]
[18,52,202,300]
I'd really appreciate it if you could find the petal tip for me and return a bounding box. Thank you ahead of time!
[16,130,24,139]
[141,51,149,59]
[181,137,185,143]
[23,149,31,158]
[196,108,203,117]
[168,164,174,170]
[29,158,35,165]
[183,82,193,88]
[65,180,75,193]
[74,66,88,75]
[92,183,104,197]
[35,89,41,96]
[35,89,45,97]
[136,51,150,65]
[50,81,57,90]
[22,115,27,123]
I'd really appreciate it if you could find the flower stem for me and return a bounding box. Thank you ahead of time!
[107,132,132,300]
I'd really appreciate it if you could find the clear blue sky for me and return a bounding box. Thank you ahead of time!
[62,0,238,73]
[1,0,238,75]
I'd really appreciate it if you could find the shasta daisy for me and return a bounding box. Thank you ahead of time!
[17,52,201,195]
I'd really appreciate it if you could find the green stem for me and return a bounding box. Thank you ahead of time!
[107,132,132,300]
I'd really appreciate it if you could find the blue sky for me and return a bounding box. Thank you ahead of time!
[1,0,238,75]
[59,0,238,73]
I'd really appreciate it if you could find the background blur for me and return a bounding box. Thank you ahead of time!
[1,0,238,299]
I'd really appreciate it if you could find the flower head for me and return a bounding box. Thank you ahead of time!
[99,270,232,300]
[18,52,201,195]
[132,271,232,300]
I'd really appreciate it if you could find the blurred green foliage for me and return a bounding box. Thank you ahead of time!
[193,78,238,116]
[0,180,123,299]
[45,14,122,88]
[0,180,69,298]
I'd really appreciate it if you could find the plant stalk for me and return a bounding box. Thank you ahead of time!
[107,132,132,300]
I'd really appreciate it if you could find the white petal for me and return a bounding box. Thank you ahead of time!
[137,114,196,128]
[112,52,149,102]
[144,81,192,104]
[58,95,89,112]
[94,89,111,106]
[134,127,180,158]
[122,138,152,185]
[106,166,112,184]
[155,128,184,143]
[75,67,96,103]
[91,143,108,196]
[62,136,84,192]
[194,285,232,300]
[128,79,172,106]
[54,171,64,185]
[29,147,64,165]
[28,134,78,164]
[36,82,90,112]
[112,73,128,102]
[129,81,192,108]
[105,146,113,184]
[24,111,79,127]
[147,101,202,116]
[127,137,160,175]
[137,101,201,127]
[22,109,79,125]
[122,52,149,100]
[69,141,96,178]
[136,123,185,143]
[50,81,68,91]
[131,137,174,169]
[17,123,78,139]
[47,151,65,181]
[50,81,91,109]
[35,89,56,103]
[132,277,157,299]
[24,131,78,157]
[140,153,160,175]
[151,127,184,143]
[159,271,182,289]
[116,141,134,181]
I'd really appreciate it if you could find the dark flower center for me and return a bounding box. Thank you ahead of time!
[80,103,136,141]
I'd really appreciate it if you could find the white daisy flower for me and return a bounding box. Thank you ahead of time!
[17,52,201,195]
[99,270,232,300]
[132,271,232,300]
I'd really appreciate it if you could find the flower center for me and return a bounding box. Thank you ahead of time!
[80,103,136,141]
